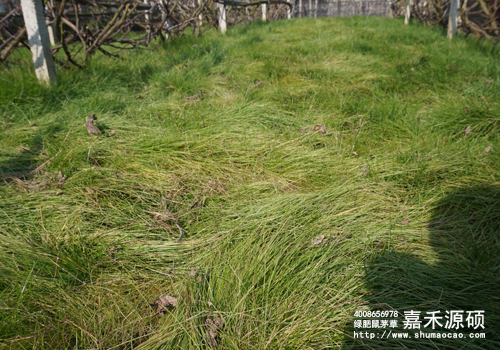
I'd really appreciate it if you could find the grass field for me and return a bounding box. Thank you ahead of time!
[1,16,500,349]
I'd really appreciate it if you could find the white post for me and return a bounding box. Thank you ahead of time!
[262,3,267,21]
[218,3,227,34]
[287,0,292,18]
[46,22,57,45]
[308,0,312,16]
[460,0,467,23]
[198,0,203,26]
[299,0,302,17]
[20,0,57,84]
[159,4,171,38]
[165,18,172,38]
[448,0,458,38]
[405,0,411,24]
[45,4,58,45]
[144,0,150,22]
[314,0,318,17]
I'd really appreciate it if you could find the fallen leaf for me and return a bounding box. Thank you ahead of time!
[189,267,199,279]
[206,316,224,348]
[484,145,492,154]
[189,267,209,283]
[185,90,206,101]
[314,124,327,133]
[465,125,471,136]
[151,295,178,316]
[57,171,65,186]
[311,235,325,247]
[185,93,199,101]
[402,219,409,225]
[307,232,352,249]
[352,151,358,156]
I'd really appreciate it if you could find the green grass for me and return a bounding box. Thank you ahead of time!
[1,16,500,349]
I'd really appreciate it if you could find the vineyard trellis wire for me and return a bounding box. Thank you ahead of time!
[0,0,498,81]
[393,0,500,41]
[0,0,291,67]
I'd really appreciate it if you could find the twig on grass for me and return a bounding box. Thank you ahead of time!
[161,199,185,242]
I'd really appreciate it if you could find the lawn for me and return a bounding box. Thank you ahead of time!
[1,15,499,349]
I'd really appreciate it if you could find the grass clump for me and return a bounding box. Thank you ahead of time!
[1,16,499,349]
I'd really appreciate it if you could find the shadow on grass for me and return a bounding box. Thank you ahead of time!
[344,185,500,349]
[0,119,65,183]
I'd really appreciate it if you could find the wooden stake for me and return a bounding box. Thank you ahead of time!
[262,3,267,21]
[20,0,57,84]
